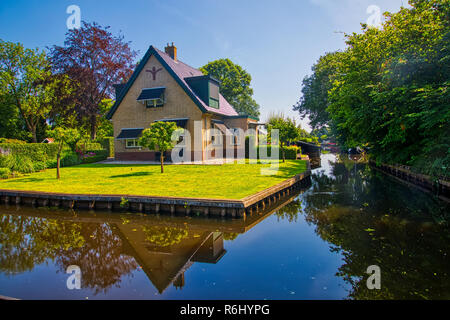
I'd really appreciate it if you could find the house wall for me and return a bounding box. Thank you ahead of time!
[112,55,204,161]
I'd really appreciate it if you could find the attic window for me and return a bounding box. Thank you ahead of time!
[137,87,165,108]
[209,82,219,109]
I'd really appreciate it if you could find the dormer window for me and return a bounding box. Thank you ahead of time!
[137,87,165,108]
[209,81,219,108]
[185,75,220,109]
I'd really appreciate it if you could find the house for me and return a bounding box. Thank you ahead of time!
[107,43,260,162]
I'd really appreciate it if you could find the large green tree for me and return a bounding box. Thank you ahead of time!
[294,0,450,177]
[0,40,64,142]
[200,59,260,118]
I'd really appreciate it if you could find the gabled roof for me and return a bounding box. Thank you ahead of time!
[106,45,239,119]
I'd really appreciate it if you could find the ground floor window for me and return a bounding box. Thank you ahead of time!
[126,139,141,148]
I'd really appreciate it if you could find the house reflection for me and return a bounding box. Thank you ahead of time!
[116,223,226,293]
[0,187,306,295]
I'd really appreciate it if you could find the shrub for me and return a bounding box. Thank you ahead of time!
[283,146,301,159]
[0,143,60,162]
[61,152,82,167]
[0,138,27,144]
[81,150,108,164]
[2,154,35,174]
[97,137,114,158]
[0,167,11,179]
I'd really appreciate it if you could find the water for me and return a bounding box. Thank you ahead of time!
[0,153,449,300]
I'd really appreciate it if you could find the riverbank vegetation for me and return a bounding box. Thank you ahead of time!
[294,0,449,179]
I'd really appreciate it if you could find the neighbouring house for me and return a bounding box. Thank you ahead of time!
[106,43,260,162]
[41,138,54,144]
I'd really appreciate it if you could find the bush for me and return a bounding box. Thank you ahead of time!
[283,146,301,159]
[0,143,60,162]
[0,167,11,179]
[97,137,114,158]
[1,154,35,174]
[81,150,108,164]
[45,151,82,168]
[0,138,27,144]
[61,152,82,167]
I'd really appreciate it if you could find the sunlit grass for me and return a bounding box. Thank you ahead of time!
[0,160,307,200]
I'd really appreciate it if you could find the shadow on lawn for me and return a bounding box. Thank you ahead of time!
[110,172,154,178]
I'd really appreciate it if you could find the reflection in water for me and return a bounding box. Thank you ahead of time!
[301,154,450,299]
[0,153,449,299]
[0,190,301,297]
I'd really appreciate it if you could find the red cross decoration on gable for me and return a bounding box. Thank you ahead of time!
[146,66,163,80]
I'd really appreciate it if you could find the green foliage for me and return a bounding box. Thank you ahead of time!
[81,150,108,164]
[0,138,26,144]
[142,226,188,247]
[0,167,10,178]
[283,146,301,159]
[1,153,34,174]
[0,39,68,142]
[0,143,60,162]
[139,121,181,173]
[200,59,260,118]
[295,0,450,178]
[97,136,114,158]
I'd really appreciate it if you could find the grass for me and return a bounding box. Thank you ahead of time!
[0,160,308,200]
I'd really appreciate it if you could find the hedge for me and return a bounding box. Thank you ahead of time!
[244,138,301,160]
[0,143,60,162]
[0,167,11,179]
[97,137,114,158]
[81,150,109,164]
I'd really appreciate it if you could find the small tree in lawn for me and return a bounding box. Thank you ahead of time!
[47,127,80,179]
[139,122,180,173]
[267,116,300,163]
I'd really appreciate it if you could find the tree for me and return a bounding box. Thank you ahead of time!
[0,40,61,142]
[0,91,28,140]
[294,0,450,178]
[47,127,80,179]
[138,121,181,173]
[267,115,300,162]
[49,21,137,140]
[200,59,260,118]
[293,51,342,130]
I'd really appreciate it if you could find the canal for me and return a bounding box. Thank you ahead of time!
[0,153,449,299]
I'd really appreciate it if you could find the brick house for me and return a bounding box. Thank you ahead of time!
[106,43,259,161]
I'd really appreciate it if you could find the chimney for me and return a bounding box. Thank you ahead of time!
[164,42,177,61]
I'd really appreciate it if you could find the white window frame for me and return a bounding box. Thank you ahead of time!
[125,139,141,149]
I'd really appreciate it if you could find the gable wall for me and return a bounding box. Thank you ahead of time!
[112,55,204,155]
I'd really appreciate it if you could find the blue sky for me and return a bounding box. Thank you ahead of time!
[0,0,407,130]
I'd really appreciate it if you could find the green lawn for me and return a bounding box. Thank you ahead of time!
[0,160,307,200]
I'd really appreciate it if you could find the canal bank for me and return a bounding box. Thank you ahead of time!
[369,160,450,202]
[0,170,311,218]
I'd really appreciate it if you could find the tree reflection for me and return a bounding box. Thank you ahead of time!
[301,156,450,299]
[0,214,84,275]
[54,223,138,295]
[0,214,138,295]
[141,225,188,247]
[275,199,303,222]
